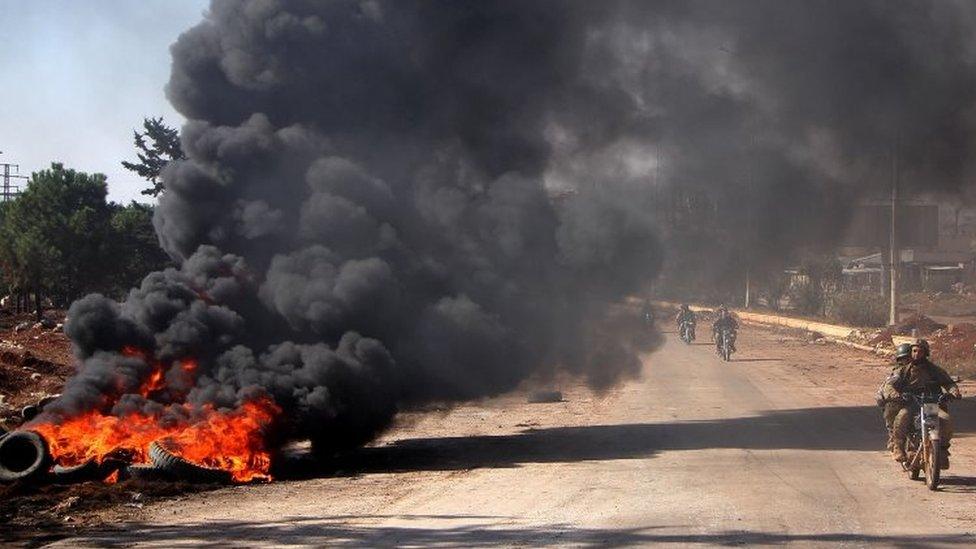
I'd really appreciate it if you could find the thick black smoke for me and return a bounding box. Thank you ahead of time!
[39,0,666,454]
[39,1,976,454]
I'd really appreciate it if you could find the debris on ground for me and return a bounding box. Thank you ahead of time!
[527,390,563,403]
[926,323,976,376]
[853,313,947,349]
[0,311,73,429]
[0,477,220,545]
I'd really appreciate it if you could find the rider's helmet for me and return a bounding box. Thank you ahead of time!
[913,339,931,359]
[894,342,912,363]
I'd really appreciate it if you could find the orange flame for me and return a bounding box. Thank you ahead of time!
[180,358,198,374]
[156,399,279,482]
[139,369,166,397]
[31,395,280,483]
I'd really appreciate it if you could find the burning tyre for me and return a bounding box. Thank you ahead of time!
[0,430,50,483]
[123,463,174,482]
[149,441,232,484]
[51,458,124,484]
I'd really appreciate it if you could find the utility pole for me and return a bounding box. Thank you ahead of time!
[889,137,899,326]
[0,152,26,202]
[744,133,757,310]
[744,268,751,309]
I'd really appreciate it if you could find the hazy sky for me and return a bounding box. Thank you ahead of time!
[0,1,209,204]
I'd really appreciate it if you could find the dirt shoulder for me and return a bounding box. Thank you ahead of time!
[0,310,73,429]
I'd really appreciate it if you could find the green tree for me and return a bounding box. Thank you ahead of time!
[107,202,170,293]
[121,117,185,197]
[1,164,115,318]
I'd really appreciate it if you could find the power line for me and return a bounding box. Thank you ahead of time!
[0,151,26,202]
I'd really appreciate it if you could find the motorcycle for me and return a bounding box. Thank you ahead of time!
[641,306,655,329]
[902,392,951,490]
[716,328,735,361]
[679,320,696,345]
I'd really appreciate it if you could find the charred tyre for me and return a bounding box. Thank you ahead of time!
[52,459,124,484]
[0,430,50,482]
[123,463,175,482]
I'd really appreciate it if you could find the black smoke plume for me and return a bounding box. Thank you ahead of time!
[38,1,976,455]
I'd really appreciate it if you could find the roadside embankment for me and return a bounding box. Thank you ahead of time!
[650,300,895,355]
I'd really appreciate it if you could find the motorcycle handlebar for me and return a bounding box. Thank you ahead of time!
[901,392,953,404]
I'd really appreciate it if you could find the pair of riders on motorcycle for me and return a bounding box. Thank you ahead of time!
[674,304,738,353]
[878,339,961,467]
[675,304,696,340]
[711,305,738,353]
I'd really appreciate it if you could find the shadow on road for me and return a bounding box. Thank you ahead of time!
[277,397,976,480]
[279,403,898,479]
[66,517,976,547]
[935,476,976,494]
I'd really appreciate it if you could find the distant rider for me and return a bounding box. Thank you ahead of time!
[711,306,738,353]
[675,304,696,339]
[640,300,655,327]
[876,343,913,452]
[889,340,961,467]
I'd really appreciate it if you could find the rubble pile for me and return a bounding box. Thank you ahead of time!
[926,323,976,374]
[855,313,947,349]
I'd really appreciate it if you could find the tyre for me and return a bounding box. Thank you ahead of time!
[52,459,123,484]
[123,463,175,482]
[52,460,99,483]
[20,405,39,421]
[0,430,50,483]
[149,441,232,484]
[926,441,942,491]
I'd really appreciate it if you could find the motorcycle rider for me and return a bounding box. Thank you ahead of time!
[877,343,913,452]
[712,306,738,354]
[889,340,961,466]
[640,300,655,326]
[675,304,696,339]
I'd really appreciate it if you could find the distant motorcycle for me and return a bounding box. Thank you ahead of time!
[716,328,735,361]
[679,320,696,345]
[902,392,951,490]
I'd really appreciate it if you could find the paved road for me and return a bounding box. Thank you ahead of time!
[59,326,976,547]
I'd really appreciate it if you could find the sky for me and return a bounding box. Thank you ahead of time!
[0,0,209,204]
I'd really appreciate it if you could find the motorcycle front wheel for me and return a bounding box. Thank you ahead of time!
[926,440,942,490]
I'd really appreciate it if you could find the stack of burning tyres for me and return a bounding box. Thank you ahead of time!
[0,377,280,486]
[0,429,234,485]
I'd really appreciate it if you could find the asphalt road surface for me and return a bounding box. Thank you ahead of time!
[57,325,976,547]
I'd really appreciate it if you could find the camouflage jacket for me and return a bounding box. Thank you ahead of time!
[712,315,738,333]
[875,366,902,406]
[891,359,957,395]
[675,310,696,324]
